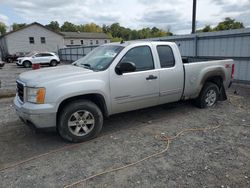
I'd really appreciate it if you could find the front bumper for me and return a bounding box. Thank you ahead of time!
[14,96,57,129]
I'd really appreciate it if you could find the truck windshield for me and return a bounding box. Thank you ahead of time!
[73,45,124,71]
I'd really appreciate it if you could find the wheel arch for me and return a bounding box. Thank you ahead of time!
[199,70,227,101]
[57,93,109,126]
[23,60,32,65]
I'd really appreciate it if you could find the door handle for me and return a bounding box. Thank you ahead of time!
[146,75,158,80]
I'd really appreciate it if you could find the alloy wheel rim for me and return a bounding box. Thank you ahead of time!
[205,89,216,106]
[68,110,95,136]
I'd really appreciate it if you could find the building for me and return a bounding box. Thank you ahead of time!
[0,22,64,57]
[61,31,111,47]
[0,22,111,59]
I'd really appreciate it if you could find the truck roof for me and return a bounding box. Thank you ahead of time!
[104,40,173,47]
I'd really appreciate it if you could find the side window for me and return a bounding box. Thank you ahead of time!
[29,37,34,44]
[41,53,53,57]
[35,53,42,57]
[41,37,46,44]
[157,45,175,68]
[121,46,154,71]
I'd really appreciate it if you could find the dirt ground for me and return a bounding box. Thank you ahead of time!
[0,63,249,188]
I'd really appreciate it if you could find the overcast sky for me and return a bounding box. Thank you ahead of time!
[0,0,249,34]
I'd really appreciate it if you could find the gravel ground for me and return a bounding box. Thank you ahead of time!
[0,63,249,188]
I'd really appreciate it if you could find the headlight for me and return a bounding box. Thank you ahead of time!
[26,87,46,104]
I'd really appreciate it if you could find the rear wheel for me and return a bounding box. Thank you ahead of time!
[194,82,219,108]
[57,100,103,142]
[50,60,58,66]
[23,61,31,68]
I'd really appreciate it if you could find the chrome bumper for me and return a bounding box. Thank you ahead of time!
[14,96,57,129]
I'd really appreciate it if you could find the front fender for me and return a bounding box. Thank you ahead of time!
[45,79,110,113]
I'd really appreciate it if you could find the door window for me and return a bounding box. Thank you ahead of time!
[120,46,154,71]
[157,45,175,68]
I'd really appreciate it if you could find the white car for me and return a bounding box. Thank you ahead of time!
[17,52,60,68]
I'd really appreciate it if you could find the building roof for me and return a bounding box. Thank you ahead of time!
[61,31,111,39]
[0,22,64,39]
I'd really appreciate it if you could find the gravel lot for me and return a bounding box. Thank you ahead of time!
[0,63,249,188]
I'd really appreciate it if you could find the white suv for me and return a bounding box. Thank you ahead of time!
[17,52,60,68]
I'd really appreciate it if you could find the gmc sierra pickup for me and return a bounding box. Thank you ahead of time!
[14,41,234,142]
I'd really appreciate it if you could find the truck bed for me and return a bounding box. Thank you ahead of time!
[183,59,234,100]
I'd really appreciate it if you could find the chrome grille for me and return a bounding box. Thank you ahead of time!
[17,81,24,102]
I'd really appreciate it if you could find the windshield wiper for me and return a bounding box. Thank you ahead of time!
[81,63,92,70]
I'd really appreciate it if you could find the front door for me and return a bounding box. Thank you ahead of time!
[110,45,159,114]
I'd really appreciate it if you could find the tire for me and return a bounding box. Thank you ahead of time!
[57,100,103,143]
[50,60,58,66]
[23,61,31,68]
[194,82,219,108]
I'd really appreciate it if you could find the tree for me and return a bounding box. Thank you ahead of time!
[12,23,26,31]
[197,25,213,33]
[61,21,77,32]
[78,23,102,33]
[0,22,7,35]
[45,21,60,32]
[214,17,244,31]
[198,17,244,33]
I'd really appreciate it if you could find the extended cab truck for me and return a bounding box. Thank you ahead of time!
[14,41,234,142]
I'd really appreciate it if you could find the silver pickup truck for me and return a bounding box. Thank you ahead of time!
[14,41,234,142]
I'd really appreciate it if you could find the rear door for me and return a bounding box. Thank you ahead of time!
[110,44,160,114]
[154,44,184,104]
[41,53,53,63]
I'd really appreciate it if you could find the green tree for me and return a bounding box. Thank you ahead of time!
[45,21,60,32]
[12,23,26,31]
[0,22,7,35]
[61,21,77,32]
[214,17,244,31]
[79,23,102,33]
[198,17,244,33]
[197,25,213,33]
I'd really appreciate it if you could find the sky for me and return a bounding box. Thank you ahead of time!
[0,0,249,34]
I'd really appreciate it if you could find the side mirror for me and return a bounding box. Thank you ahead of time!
[115,61,136,75]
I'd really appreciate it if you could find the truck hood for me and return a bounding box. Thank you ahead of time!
[18,65,93,86]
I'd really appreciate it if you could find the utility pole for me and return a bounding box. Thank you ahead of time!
[192,0,197,34]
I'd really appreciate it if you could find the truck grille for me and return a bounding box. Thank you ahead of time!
[17,81,24,102]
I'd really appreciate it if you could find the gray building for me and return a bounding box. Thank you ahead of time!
[0,22,64,57]
[61,31,111,47]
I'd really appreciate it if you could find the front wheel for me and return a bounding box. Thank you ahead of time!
[23,61,31,68]
[50,60,58,66]
[194,82,219,108]
[57,100,103,142]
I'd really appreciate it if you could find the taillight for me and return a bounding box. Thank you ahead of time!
[231,64,235,79]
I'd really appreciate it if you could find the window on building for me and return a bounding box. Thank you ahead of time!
[90,40,93,45]
[29,37,34,44]
[41,37,46,44]
[120,46,154,72]
[81,40,83,45]
[96,40,99,44]
[70,40,74,45]
[156,45,175,68]
[104,40,107,43]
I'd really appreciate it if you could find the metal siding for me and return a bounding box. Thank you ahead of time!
[5,24,64,54]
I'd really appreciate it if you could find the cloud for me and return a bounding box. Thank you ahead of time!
[1,0,249,34]
[0,13,8,24]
